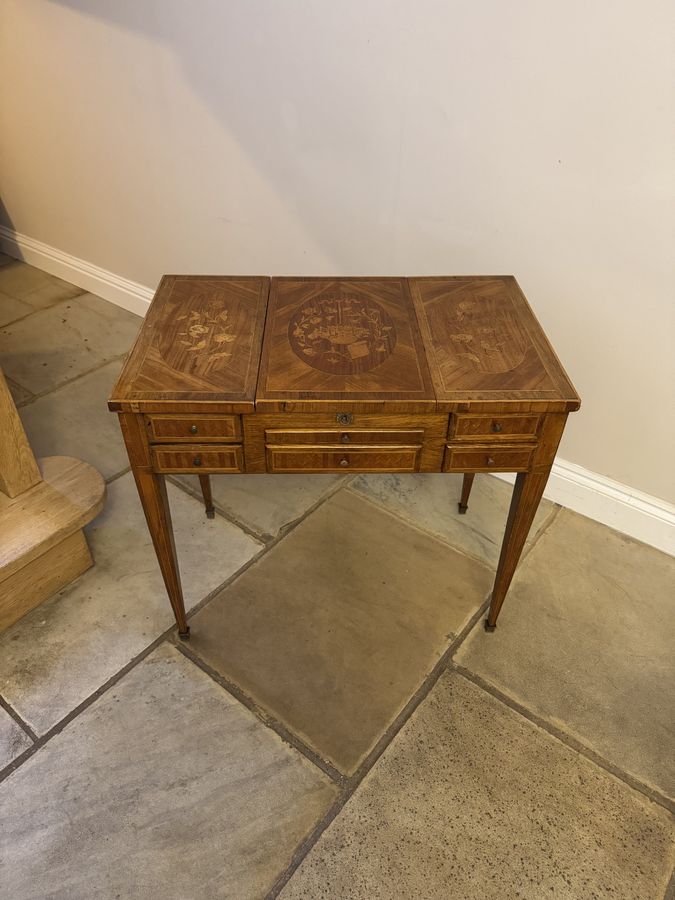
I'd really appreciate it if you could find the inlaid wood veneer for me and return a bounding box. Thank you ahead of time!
[110,275,580,636]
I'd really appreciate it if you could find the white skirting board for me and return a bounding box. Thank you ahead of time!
[493,465,674,556]
[2,226,673,556]
[0,226,153,316]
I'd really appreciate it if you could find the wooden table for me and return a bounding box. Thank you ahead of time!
[109,276,580,639]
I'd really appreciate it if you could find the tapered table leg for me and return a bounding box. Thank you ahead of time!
[458,473,475,514]
[198,474,215,519]
[130,467,189,638]
[485,470,550,630]
[118,413,189,638]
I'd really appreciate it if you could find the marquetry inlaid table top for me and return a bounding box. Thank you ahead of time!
[109,275,580,637]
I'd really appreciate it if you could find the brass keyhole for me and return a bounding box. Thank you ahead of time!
[340,433,351,443]
[190,424,198,434]
[492,422,502,433]
[193,456,202,467]
[339,457,349,467]
[486,457,495,466]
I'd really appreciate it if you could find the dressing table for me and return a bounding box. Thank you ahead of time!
[109,275,580,638]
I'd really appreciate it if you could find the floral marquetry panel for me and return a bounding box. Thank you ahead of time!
[255,278,436,413]
[409,277,580,411]
[109,276,269,413]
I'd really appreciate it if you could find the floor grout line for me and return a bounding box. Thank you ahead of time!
[104,466,131,486]
[451,664,675,816]
[173,641,347,787]
[0,629,175,785]
[0,288,89,330]
[0,695,38,743]
[16,355,131,409]
[664,865,675,900]
[265,596,493,898]
[168,471,350,547]
[0,479,352,784]
[344,476,558,572]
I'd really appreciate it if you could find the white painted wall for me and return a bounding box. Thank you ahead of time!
[1,0,674,502]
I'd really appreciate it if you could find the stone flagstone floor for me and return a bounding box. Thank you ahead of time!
[0,256,673,899]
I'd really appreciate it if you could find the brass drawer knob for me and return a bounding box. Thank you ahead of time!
[486,457,495,466]
[190,424,198,434]
[492,422,502,433]
[339,457,350,467]
[336,413,353,426]
[193,456,202,467]
[340,433,351,443]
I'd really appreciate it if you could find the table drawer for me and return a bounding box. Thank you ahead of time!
[146,415,241,443]
[265,428,425,446]
[152,444,244,473]
[266,445,421,473]
[443,444,534,473]
[451,414,540,441]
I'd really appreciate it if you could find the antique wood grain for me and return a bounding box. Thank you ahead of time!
[409,276,580,411]
[458,473,475,514]
[255,278,436,413]
[244,412,448,473]
[118,412,189,636]
[264,428,426,445]
[443,444,535,473]
[198,474,216,518]
[151,444,244,474]
[266,446,421,474]
[109,276,269,414]
[0,365,41,498]
[485,412,568,628]
[451,413,541,441]
[111,274,581,634]
[145,414,242,443]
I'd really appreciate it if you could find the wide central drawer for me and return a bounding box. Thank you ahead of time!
[265,428,425,446]
[152,444,244,473]
[266,445,421,473]
[146,414,241,443]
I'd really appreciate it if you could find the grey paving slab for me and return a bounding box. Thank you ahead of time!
[188,489,492,774]
[0,291,140,395]
[456,509,675,800]
[175,472,345,539]
[19,359,127,480]
[0,707,32,770]
[4,375,33,405]
[282,673,675,900]
[0,261,83,309]
[0,290,32,326]
[0,644,337,900]
[350,473,555,566]
[0,473,262,735]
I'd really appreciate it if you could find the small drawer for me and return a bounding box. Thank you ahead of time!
[265,428,425,446]
[146,415,241,443]
[266,445,421,473]
[451,414,540,441]
[443,444,534,473]
[152,444,244,473]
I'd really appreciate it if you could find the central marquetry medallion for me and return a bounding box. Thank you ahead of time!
[288,294,397,375]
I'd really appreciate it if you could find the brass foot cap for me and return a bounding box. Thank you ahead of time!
[484,620,497,633]
[178,627,191,641]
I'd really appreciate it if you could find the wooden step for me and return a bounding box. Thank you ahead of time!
[0,456,106,631]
